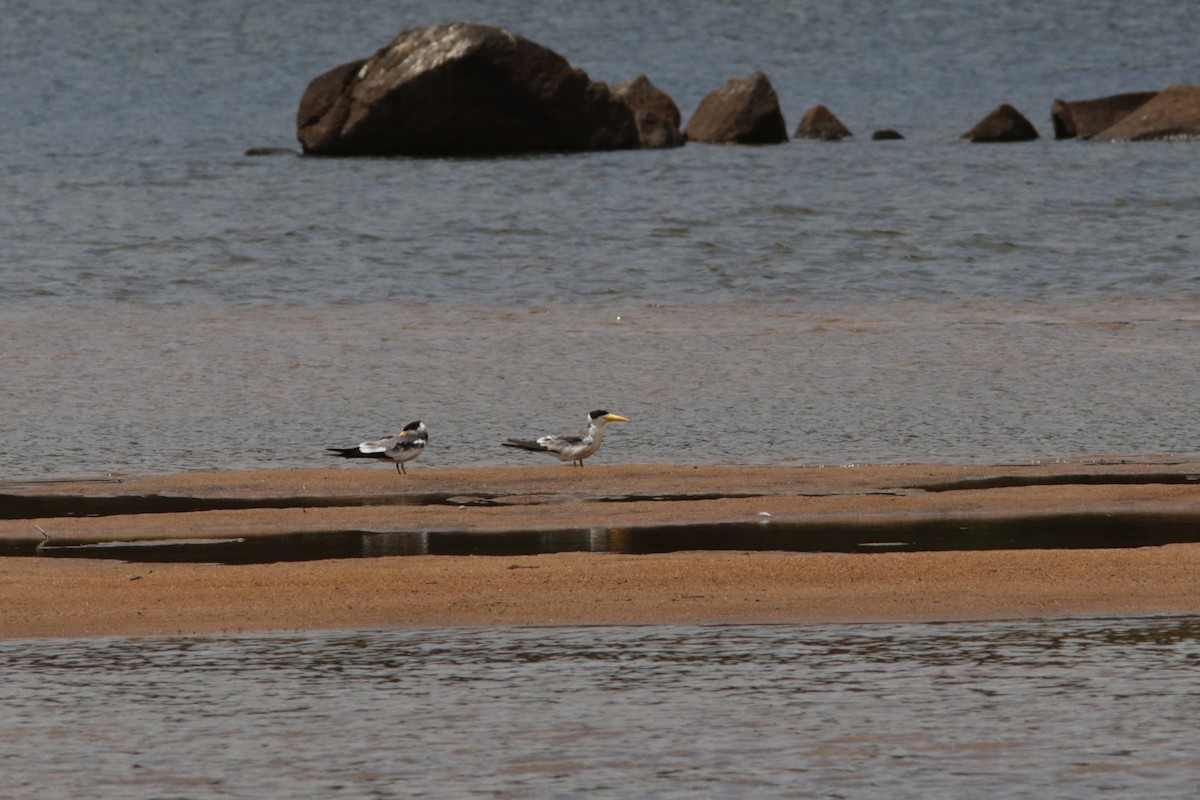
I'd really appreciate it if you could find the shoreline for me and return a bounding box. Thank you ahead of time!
[2,462,1199,639]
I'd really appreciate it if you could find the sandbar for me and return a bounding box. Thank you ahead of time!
[2,462,1199,639]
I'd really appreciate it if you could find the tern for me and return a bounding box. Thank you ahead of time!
[328,420,427,474]
[503,410,629,466]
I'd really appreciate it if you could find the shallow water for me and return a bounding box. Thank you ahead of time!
[2,618,1199,799]
[4,300,1199,477]
[11,510,1200,563]
[2,0,1200,479]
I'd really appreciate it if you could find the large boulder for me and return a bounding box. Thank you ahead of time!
[684,71,788,145]
[1091,84,1200,141]
[962,104,1039,142]
[296,59,365,153]
[1051,91,1158,139]
[611,75,685,148]
[296,22,638,156]
[794,104,852,140]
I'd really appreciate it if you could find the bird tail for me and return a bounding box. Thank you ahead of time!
[327,447,369,459]
[503,439,543,452]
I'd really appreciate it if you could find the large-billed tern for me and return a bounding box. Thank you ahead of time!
[328,420,427,474]
[503,410,629,466]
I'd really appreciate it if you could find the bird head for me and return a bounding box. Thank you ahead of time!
[589,410,629,424]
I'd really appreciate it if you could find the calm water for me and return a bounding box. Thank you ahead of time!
[3,5,1200,795]
[2,618,1199,799]
[2,0,1199,479]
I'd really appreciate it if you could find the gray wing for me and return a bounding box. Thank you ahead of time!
[390,431,426,454]
[358,430,425,455]
[356,434,399,454]
[538,427,589,452]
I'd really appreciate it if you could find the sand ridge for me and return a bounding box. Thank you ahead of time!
[2,462,1199,638]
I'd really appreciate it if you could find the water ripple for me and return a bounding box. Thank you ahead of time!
[1,617,1198,798]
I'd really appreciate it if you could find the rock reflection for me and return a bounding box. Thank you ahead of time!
[359,527,618,558]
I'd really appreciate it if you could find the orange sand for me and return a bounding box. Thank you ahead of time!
[2,462,1198,638]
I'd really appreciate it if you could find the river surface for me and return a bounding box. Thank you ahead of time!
[2,0,1199,479]
[2,618,1199,799]
[3,3,1200,797]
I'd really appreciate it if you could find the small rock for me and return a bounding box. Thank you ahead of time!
[611,75,685,148]
[1091,84,1200,141]
[1050,91,1158,139]
[684,71,788,145]
[244,147,297,156]
[794,104,852,140]
[962,104,1039,143]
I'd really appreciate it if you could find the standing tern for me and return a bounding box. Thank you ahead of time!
[503,410,629,466]
[328,420,427,474]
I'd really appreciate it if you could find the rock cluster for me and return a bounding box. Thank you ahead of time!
[295,22,1200,155]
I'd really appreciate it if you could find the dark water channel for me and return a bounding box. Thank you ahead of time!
[4,472,1197,564]
[4,511,1198,565]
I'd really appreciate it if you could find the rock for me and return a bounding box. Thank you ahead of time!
[962,104,1039,142]
[611,75,685,148]
[296,22,638,156]
[1091,84,1200,141]
[1051,91,1158,139]
[296,59,368,154]
[794,104,852,140]
[244,147,297,157]
[684,71,788,145]
[871,129,904,140]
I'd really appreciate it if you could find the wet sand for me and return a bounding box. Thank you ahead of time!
[2,462,1199,638]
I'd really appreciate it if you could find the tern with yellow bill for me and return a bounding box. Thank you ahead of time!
[503,410,629,466]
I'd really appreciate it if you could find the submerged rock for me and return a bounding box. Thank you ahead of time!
[1051,91,1158,140]
[871,129,904,140]
[684,71,788,145]
[1091,84,1200,141]
[296,21,638,156]
[611,75,685,148]
[794,104,852,140]
[244,146,297,156]
[962,104,1039,143]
